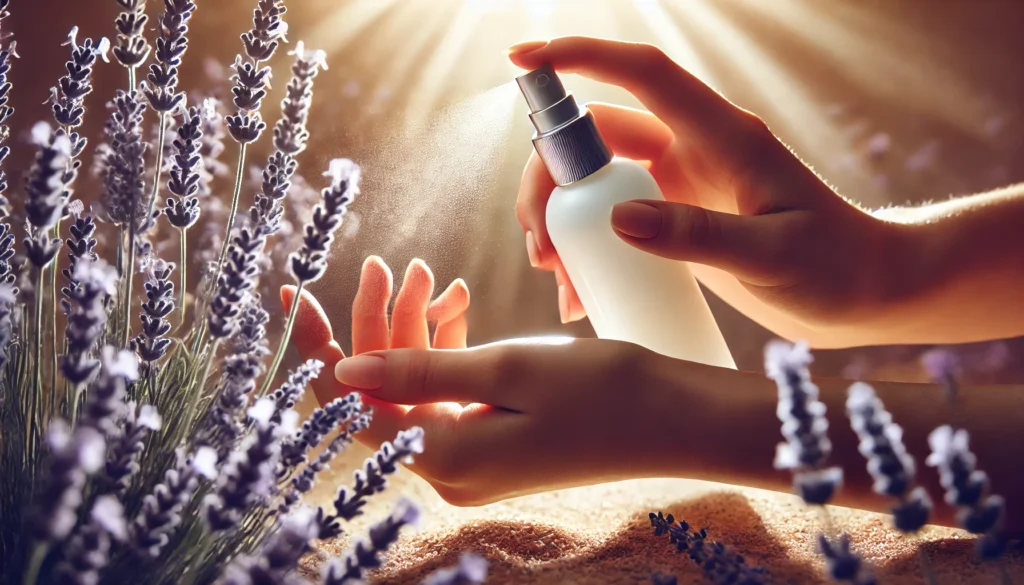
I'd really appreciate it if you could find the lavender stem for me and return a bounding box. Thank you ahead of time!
[259,280,303,397]
[21,542,47,585]
[49,220,61,416]
[215,142,248,278]
[30,266,45,456]
[128,64,136,94]
[179,228,187,326]
[144,111,167,236]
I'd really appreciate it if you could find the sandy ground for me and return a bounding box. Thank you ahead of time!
[299,442,1022,585]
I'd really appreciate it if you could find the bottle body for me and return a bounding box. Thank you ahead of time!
[546,157,736,369]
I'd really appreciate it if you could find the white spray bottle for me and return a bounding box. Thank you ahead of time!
[515,64,736,369]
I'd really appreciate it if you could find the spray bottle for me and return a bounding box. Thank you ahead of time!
[516,64,736,369]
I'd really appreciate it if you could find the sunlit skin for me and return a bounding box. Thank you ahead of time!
[285,36,1024,537]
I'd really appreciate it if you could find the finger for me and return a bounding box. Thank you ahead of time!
[518,151,558,270]
[334,345,527,411]
[427,278,470,349]
[586,102,674,161]
[390,259,434,349]
[553,262,586,323]
[610,199,786,286]
[508,36,738,140]
[352,256,393,355]
[281,285,347,406]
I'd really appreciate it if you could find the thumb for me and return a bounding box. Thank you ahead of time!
[281,285,347,405]
[610,200,781,285]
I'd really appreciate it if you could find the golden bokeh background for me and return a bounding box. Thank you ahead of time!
[7,0,1024,379]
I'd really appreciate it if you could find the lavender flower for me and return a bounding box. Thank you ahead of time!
[318,427,424,540]
[52,27,108,138]
[818,534,876,585]
[289,160,361,283]
[321,499,420,585]
[52,495,126,585]
[29,420,106,541]
[102,402,162,494]
[61,259,118,387]
[24,124,72,268]
[218,508,318,585]
[281,392,361,470]
[282,412,371,511]
[205,398,288,531]
[422,553,489,585]
[0,283,13,369]
[131,257,175,363]
[112,0,151,70]
[207,229,263,338]
[649,512,768,585]
[101,90,149,229]
[269,359,323,424]
[81,346,140,440]
[847,382,932,533]
[144,0,197,112]
[0,222,13,285]
[60,207,99,315]
[765,340,843,505]
[165,105,203,229]
[198,97,229,196]
[926,426,1006,558]
[132,446,218,558]
[0,17,15,220]
[225,0,288,143]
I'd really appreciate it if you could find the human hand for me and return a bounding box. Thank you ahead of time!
[509,37,912,348]
[286,260,682,506]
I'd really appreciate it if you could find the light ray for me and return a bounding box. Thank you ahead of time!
[632,0,716,87]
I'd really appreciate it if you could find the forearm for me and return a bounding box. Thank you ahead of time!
[647,358,1024,537]
[865,182,1024,344]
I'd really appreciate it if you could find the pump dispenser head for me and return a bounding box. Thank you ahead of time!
[515,64,612,186]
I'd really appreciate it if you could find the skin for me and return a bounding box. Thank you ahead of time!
[284,36,1024,538]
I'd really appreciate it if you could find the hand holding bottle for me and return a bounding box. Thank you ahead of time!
[509,37,909,349]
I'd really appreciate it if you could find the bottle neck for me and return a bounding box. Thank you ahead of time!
[532,108,613,186]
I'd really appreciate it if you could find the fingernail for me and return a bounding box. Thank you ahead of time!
[335,355,386,390]
[506,40,548,56]
[557,285,569,324]
[611,202,662,239]
[525,230,541,268]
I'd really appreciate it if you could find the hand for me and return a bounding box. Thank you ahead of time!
[509,37,913,348]
[286,259,678,506]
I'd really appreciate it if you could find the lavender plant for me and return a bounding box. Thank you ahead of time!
[0,2,464,584]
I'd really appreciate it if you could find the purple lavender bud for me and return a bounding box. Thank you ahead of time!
[102,402,161,494]
[131,257,175,363]
[274,41,325,156]
[30,420,107,541]
[0,284,14,369]
[289,159,360,283]
[234,293,270,356]
[53,495,125,585]
[241,0,288,62]
[281,392,361,469]
[284,412,371,515]
[765,340,843,505]
[219,508,318,585]
[143,0,197,112]
[52,27,107,136]
[926,425,1006,556]
[0,26,16,220]
[24,124,72,268]
[81,346,140,439]
[197,97,229,196]
[165,105,203,229]
[269,359,323,424]
[204,398,286,531]
[322,499,420,585]
[100,90,149,229]
[112,0,151,69]
[422,553,489,585]
[60,208,99,315]
[847,382,933,533]
[0,222,15,286]
[207,228,264,338]
[648,512,768,585]
[132,446,217,558]
[650,573,678,585]
[61,259,117,387]
[818,533,876,585]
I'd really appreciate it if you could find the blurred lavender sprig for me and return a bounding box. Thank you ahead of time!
[321,499,421,585]
[926,426,1007,559]
[818,534,876,585]
[847,382,933,533]
[131,256,175,366]
[649,512,768,585]
[102,401,162,496]
[111,0,151,75]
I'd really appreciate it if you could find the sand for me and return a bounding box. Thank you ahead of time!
[300,444,1022,585]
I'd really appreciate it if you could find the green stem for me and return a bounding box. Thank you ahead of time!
[49,219,62,419]
[258,280,304,397]
[128,65,137,92]
[215,142,248,276]
[179,228,188,328]
[121,221,136,348]
[195,339,221,399]
[22,542,49,585]
[28,267,44,469]
[145,112,168,231]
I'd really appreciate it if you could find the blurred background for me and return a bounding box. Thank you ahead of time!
[8,0,1024,383]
